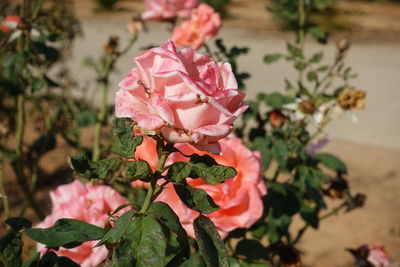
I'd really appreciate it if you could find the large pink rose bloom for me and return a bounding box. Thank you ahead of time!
[116,40,247,153]
[142,0,199,21]
[172,4,221,50]
[156,137,267,239]
[36,180,129,267]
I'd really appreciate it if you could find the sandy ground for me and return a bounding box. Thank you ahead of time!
[1,0,400,266]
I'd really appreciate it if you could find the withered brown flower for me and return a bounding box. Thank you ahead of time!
[103,36,120,56]
[298,99,316,115]
[337,88,366,110]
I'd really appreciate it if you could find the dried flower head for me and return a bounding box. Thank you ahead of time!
[337,87,366,110]
[298,99,316,115]
[104,36,120,56]
[324,176,349,199]
[127,17,144,35]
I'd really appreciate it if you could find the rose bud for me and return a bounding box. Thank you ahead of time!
[298,99,316,115]
[116,40,248,153]
[347,243,392,267]
[269,110,286,128]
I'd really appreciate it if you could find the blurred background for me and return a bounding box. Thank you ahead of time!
[1,0,400,265]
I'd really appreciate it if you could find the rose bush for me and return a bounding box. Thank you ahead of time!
[141,0,199,21]
[172,3,221,49]
[154,137,267,238]
[116,40,247,153]
[36,180,129,267]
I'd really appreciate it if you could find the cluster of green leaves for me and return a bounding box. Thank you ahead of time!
[62,118,237,266]
[267,0,336,43]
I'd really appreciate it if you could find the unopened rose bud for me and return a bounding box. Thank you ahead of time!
[354,193,367,208]
[337,87,366,110]
[104,36,120,56]
[337,38,350,53]
[127,17,144,35]
[298,99,316,115]
[269,110,286,128]
[325,176,349,199]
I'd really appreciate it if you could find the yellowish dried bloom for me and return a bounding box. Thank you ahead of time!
[337,87,366,110]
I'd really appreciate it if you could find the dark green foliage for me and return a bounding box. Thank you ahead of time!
[112,215,167,266]
[25,218,106,248]
[193,216,229,267]
[174,182,220,214]
[123,160,152,182]
[111,118,143,158]
[68,154,121,179]
[97,210,137,246]
[201,0,230,16]
[149,202,190,266]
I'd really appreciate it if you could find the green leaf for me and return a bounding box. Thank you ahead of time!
[111,118,143,158]
[286,43,303,58]
[259,93,294,109]
[149,202,190,266]
[314,153,347,174]
[174,183,219,214]
[310,52,324,63]
[235,239,268,261]
[309,27,328,44]
[32,78,46,92]
[307,71,318,82]
[263,54,282,64]
[250,137,271,171]
[5,217,32,231]
[190,154,237,185]
[113,215,166,267]
[193,215,229,267]
[166,162,192,182]
[123,160,152,182]
[192,165,236,185]
[300,201,320,228]
[76,110,97,127]
[271,139,288,168]
[68,155,121,179]
[96,210,136,246]
[24,218,106,247]
[0,232,22,267]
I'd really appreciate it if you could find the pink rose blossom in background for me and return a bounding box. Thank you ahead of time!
[172,3,221,49]
[367,243,392,267]
[155,137,267,239]
[142,0,199,21]
[0,16,20,33]
[115,40,247,153]
[36,180,129,267]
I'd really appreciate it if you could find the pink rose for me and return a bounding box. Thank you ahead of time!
[367,243,392,267]
[172,4,221,49]
[116,40,247,153]
[142,0,199,21]
[36,180,129,267]
[155,137,267,239]
[0,16,20,33]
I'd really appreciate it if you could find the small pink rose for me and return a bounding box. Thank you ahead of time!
[367,243,392,267]
[142,0,199,21]
[36,180,129,267]
[116,40,247,153]
[155,137,267,239]
[172,4,221,49]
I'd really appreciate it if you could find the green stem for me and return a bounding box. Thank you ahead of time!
[92,81,109,162]
[15,95,45,220]
[139,148,169,213]
[297,0,306,48]
[319,202,347,220]
[0,163,10,219]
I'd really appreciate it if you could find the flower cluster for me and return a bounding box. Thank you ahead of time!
[141,0,199,21]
